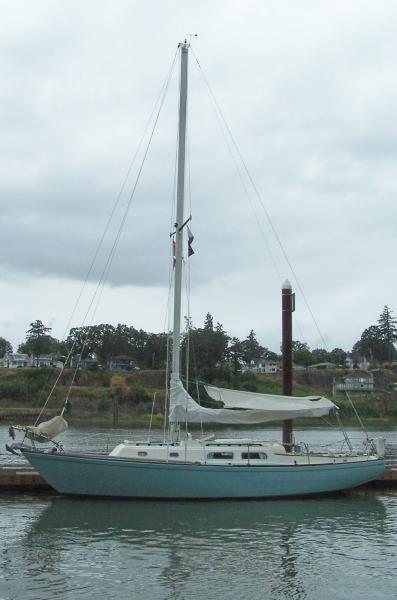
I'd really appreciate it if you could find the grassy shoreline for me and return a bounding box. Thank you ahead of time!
[0,367,396,430]
[64,414,396,430]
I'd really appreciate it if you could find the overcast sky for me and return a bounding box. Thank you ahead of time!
[1,0,397,354]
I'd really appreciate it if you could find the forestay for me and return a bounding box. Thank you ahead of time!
[169,376,337,424]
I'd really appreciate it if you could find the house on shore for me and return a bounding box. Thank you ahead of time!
[107,355,140,371]
[0,352,64,369]
[34,353,63,368]
[0,353,32,368]
[69,355,101,369]
[332,373,374,395]
[244,358,281,374]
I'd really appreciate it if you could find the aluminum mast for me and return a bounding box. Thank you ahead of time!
[171,41,189,380]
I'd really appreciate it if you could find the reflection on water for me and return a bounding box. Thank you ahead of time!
[1,493,396,600]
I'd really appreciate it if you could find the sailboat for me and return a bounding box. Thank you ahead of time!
[19,41,385,498]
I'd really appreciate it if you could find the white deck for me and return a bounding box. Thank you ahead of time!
[109,438,379,466]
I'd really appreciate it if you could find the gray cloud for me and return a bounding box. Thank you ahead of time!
[1,0,397,352]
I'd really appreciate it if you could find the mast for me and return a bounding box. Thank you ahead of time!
[172,41,189,380]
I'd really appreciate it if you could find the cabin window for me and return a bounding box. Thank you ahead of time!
[137,451,148,457]
[169,452,179,457]
[241,452,268,460]
[207,452,234,459]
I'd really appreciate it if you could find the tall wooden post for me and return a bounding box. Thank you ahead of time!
[282,280,295,451]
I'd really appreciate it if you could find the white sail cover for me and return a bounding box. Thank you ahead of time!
[169,376,337,424]
[26,415,68,443]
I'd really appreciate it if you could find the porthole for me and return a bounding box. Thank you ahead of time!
[241,452,267,460]
[207,452,234,459]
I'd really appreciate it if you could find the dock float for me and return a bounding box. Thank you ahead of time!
[377,467,397,484]
[0,465,52,491]
[1,465,396,493]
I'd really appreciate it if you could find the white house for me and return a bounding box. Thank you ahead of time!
[0,353,33,368]
[332,373,374,395]
[248,358,281,374]
[35,354,63,368]
[0,352,64,368]
[107,355,140,371]
[70,354,101,369]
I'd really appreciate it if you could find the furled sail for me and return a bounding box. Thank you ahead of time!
[169,376,337,424]
[25,415,68,443]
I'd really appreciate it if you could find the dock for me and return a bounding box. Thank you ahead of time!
[376,466,397,485]
[0,465,52,491]
[0,464,396,493]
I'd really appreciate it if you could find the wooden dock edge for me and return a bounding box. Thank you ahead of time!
[0,466,53,491]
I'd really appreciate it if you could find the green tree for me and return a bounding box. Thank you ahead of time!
[0,337,12,358]
[227,337,244,375]
[203,313,214,331]
[181,315,230,381]
[312,348,330,364]
[264,349,281,361]
[66,322,168,369]
[292,341,315,366]
[241,330,265,364]
[352,325,391,364]
[66,326,98,360]
[143,332,168,369]
[329,348,347,366]
[378,305,397,364]
[18,320,58,365]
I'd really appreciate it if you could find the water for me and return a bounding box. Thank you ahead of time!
[1,493,396,599]
[1,425,397,599]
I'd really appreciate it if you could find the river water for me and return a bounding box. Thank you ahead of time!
[1,424,396,600]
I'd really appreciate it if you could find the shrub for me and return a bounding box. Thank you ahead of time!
[97,398,110,412]
[0,379,30,400]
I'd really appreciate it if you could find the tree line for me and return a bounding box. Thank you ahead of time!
[0,305,396,373]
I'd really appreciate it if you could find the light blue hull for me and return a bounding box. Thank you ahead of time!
[22,450,385,499]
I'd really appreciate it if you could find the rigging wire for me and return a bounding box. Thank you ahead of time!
[148,392,156,441]
[34,49,179,424]
[62,50,178,403]
[163,116,180,440]
[60,48,179,343]
[184,99,192,439]
[190,47,328,351]
[188,48,307,345]
[345,391,370,440]
[186,59,306,346]
[185,123,204,436]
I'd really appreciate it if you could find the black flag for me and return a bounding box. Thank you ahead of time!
[187,226,194,257]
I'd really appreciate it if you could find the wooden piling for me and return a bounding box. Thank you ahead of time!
[282,280,295,450]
